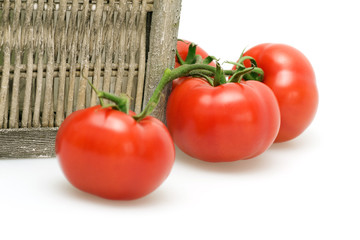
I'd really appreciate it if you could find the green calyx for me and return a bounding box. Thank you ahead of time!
[229,50,264,82]
[175,41,264,84]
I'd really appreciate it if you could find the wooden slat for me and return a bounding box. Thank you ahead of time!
[8,0,22,128]
[0,0,154,12]
[65,0,79,117]
[89,0,104,106]
[114,0,127,96]
[41,0,55,127]
[0,128,57,158]
[55,0,68,127]
[125,0,139,101]
[102,0,115,96]
[134,0,147,113]
[142,0,182,123]
[32,0,45,128]
[0,0,11,128]
[21,0,35,128]
[0,67,139,79]
[0,63,139,76]
[76,0,90,110]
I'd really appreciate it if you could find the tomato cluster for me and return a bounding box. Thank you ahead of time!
[55,40,318,200]
[167,40,318,161]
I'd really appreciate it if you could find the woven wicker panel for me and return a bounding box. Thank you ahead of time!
[0,0,154,129]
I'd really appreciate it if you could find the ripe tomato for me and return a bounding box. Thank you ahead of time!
[166,78,280,162]
[243,43,318,142]
[56,106,175,200]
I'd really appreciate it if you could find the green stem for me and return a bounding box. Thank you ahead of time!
[189,69,235,77]
[224,69,236,75]
[133,63,219,121]
[86,73,130,114]
[228,67,255,83]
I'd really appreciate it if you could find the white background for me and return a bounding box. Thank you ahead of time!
[1,0,360,239]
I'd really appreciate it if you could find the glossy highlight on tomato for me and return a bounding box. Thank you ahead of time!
[56,106,175,200]
[243,43,319,142]
[166,77,280,162]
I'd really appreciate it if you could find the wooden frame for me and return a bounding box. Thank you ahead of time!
[0,0,182,158]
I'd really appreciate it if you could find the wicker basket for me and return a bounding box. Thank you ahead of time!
[0,0,181,158]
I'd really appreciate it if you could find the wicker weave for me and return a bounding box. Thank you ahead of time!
[0,0,181,158]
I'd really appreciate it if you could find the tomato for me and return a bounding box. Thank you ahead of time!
[166,78,280,162]
[55,106,175,200]
[243,43,318,142]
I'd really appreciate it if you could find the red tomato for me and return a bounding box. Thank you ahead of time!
[56,106,175,200]
[243,43,318,142]
[166,78,280,162]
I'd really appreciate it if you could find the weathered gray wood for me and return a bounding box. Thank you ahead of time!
[143,0,182,123]
[55,0,68,127]
[0,0,182,158]
[102,0,115,96]
[125,0,139,102]
[65,0,79,117]
[21,0,34,128]
[33,1,45,128]
[0,128,57,158]
[0,0,10,128]
[41,0,55,127]
[134,0,148,114]
[114,0,127,96]
[76,0,90,111]
[8,0,21,128]
[89,0,104,107]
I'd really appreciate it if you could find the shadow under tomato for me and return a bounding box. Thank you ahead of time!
[56,180,173,208]
[269,129,320,152]
[174,146,274,175]
[269,139,301,152]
